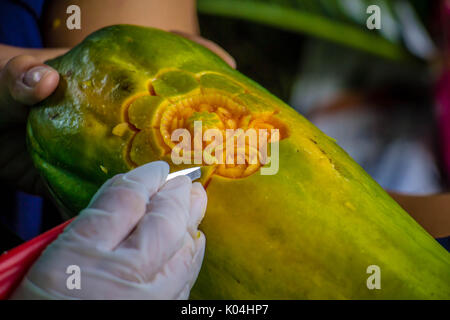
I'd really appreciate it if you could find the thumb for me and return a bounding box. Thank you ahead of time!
[0,55,59,126]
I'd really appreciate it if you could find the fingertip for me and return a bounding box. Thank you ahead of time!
[165,175,192,188]
[160,175,193,199]
[122,161,170,195]
[33,69,60,101]
[192,182,207,198]
[137,160,170,179]
[226,56,237,69]
[154,160,170,175]
[191,183,207,216]
[188,184,207,234]
[4,56,59,105]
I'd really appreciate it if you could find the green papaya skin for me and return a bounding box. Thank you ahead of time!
[27,25,450,299]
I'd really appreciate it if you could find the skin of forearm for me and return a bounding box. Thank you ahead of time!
[2,0,199,66]
[41,0,199,47]
[390,192,450,238]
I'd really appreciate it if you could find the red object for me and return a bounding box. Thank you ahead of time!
[0,218,74,300]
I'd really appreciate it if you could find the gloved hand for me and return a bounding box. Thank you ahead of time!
[11,161,207,300]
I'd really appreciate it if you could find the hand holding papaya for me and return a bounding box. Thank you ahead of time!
[0,34,233,195]
[0,53,64,194]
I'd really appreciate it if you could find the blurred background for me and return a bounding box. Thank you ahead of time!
[201,0,442,190]
[1,0,449,250]
[198,0,449,249]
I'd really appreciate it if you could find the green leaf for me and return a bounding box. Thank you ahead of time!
[198,0,424,61]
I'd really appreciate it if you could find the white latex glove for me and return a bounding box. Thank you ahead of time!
[11,161,207,300]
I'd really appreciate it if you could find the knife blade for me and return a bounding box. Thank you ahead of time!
[166,167,202,182]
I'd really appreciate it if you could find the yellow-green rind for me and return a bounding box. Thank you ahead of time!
[27,25,450,299]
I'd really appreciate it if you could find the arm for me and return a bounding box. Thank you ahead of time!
[40,0,234,65]
[41,0,199,47]
[390,192,450,238]
[0,44,67,69]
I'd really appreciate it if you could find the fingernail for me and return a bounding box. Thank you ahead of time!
[23,66,52,87]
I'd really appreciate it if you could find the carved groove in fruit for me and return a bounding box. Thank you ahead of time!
[121,71,288,178]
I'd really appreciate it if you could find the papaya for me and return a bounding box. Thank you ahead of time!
[27,25,449,299]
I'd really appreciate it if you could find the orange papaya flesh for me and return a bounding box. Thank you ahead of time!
[26,25,450,299]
